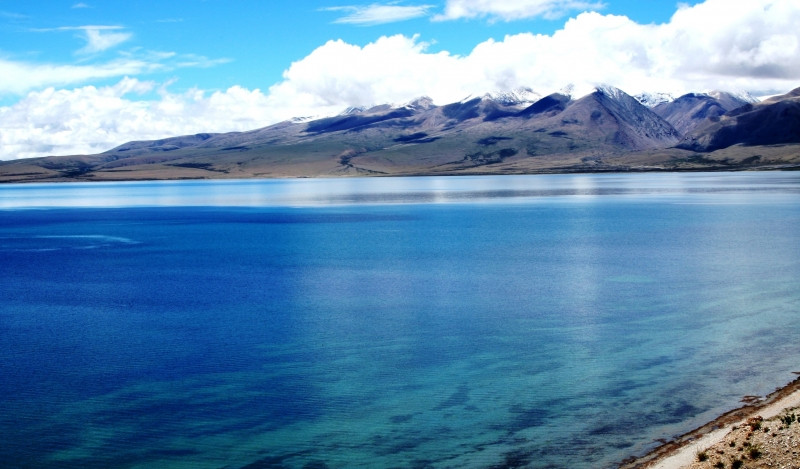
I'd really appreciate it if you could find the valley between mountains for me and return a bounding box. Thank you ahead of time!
[2,85,799,182]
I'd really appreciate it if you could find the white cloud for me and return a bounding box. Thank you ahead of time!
[78,26,132,54]
[72,3,90,9]
[2,0,800,160]
[271,0,800,108]
[325,3,434,25]
[0,49,229,96]
[38,25,133,54]
[434,0,606,21]
[0,57,155,95]
[0,10,27,19]
[267,35,465,108]
[0,78,283,160]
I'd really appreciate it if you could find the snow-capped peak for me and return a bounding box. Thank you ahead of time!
[340,106,372,116]
[594,84,629,101]
[635,92,676,107]
[706,90,759,104]
[457,88,542,107]
[402,96,436,111]
[486,87,542,106]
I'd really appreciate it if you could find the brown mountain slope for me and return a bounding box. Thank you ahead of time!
[2,86,800,183]
[677,87,800,152]
[653,91,754,136]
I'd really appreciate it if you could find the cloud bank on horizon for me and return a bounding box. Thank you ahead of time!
[1,0,799,160]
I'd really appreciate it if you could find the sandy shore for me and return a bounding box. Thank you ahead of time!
[620,376,800,469]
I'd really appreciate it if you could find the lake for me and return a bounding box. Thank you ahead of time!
[1,172,799,468]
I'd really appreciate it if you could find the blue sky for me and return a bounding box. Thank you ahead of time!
[1,0,696,97]
[1,0,799,159]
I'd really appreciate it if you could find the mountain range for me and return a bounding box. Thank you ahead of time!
[1,85,799,182]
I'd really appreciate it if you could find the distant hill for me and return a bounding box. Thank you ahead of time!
[652,91,756,135]
[677,87,800,152]
[1,85,799,183]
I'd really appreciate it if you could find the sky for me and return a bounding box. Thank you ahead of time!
[1,0,799,160]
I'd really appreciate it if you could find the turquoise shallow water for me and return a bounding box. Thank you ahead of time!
[1,172,799,468]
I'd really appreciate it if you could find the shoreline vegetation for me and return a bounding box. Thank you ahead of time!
[620,375,800,469]
[1,159,800,184]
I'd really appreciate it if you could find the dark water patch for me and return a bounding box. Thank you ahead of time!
[611,440,635,449]
[593,379,643,401]
[301,461,330,469]
[0,419,80,467]
[660,400,701,424]
[502,405,553,434]
[635,355,675,370]
[240,451,311,469]
[390,413,415,424]
[409,459,436,469]
[149,448,202,457]
[433,384,470,410]
[488,449,535,469]
[372,431,444,457]
[587,416,645,439]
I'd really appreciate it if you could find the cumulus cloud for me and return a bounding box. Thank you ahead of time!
[0,78,283,160]
[272,0,800,108]
[325,3,434,25]
[2,0,800,160]
[434,0,606,21]
[267,35,466,108]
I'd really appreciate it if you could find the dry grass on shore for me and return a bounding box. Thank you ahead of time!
[686,409,799,469]
[621,378,800,469]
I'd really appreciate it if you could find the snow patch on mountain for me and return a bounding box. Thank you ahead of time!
[339,106,367,115]
[559,83,597,100]
[289,115,319,123]
[635,92,676,107]
[486,87,542,106]
[456,87,543,107]
[594,84,628,101]
[402,96,436,111]
[706,90,759,104]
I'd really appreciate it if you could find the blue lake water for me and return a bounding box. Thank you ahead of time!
[1,172,799,468]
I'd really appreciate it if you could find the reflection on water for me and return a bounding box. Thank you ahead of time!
[2,172,799,208]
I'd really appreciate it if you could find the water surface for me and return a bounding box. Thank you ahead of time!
[1,172,799,468]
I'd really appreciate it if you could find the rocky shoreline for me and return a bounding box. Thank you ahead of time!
[620,376,800,469]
